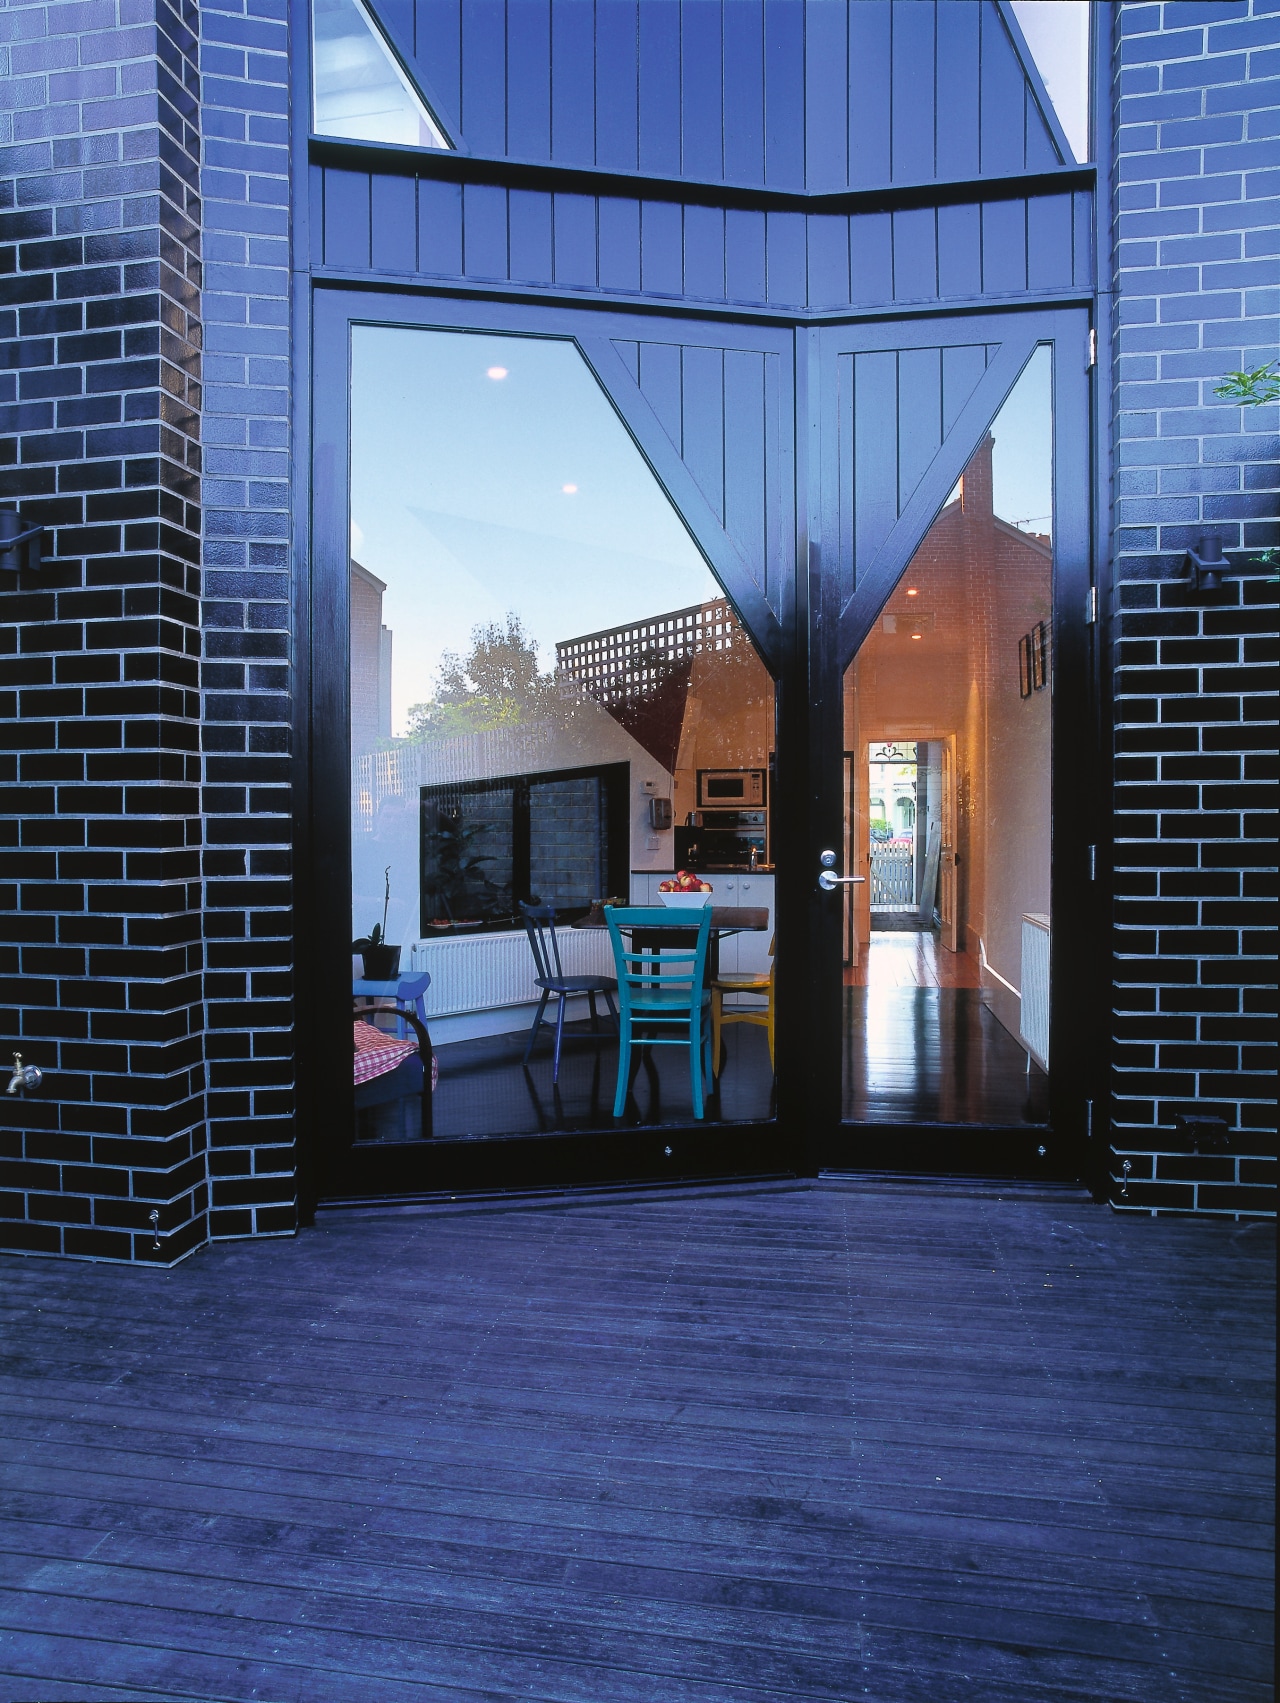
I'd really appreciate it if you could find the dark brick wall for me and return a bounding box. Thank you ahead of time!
[198,0,294,1240]
[4,0,1274,1257]
[0,0,206,1261]
[1110,0,1278,1215]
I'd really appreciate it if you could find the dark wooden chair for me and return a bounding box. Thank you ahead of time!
[519,901,618,1082]
[353,1001,434,1138]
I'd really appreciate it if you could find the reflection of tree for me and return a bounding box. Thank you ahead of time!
[406,614,560,739]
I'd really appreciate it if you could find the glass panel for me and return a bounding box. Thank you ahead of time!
[312,0,450,150]
[1010,0,1091,163]
[841,348,1053,1127]
[350,328,777,1145]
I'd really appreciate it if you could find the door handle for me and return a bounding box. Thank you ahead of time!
[818,851,865,891]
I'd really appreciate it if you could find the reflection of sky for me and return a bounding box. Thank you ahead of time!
[1010,0,1091,164]
[991,345,1053,534]
[351,327,719,736]
[943,345,1054,533]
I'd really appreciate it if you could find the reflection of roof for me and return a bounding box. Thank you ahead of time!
[350,557,387,593]
[994,517,1052,556]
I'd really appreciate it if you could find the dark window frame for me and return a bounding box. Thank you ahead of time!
[418,760,630,936]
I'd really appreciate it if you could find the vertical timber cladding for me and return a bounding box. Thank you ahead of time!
[0,0,205,1262]
[1109,0,1279,1217]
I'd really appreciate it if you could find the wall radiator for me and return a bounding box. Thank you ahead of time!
[1019,913,1051,1070]
[410,929,615,1019]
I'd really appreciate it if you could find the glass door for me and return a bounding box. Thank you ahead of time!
[304,296,1098,1203]
[306,295,797,1200]
[808,310,1097,1177]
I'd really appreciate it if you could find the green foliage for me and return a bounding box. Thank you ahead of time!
[1214,363,1280,407]
[405,614,558,740]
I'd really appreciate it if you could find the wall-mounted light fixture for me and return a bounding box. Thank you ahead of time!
[1181,531,1229,592]
[0,508,43,572]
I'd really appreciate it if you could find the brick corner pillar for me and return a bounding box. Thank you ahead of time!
[0,0,208,1263]
[1108,0,1279,1218]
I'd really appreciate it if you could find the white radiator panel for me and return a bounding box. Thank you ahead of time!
[410,929,615,1018]
[1019,913,1051,1069]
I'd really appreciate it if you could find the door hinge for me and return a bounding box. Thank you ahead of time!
[1088,844,1097,881]
[1087,328,1097,369]
[1085,585,1097,624]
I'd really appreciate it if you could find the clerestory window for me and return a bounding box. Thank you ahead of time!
[312,0,451,150]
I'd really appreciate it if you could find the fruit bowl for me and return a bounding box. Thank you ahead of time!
[658,890,713,908]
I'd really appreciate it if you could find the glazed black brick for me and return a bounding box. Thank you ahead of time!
[0,0,207,1265]
[1110,4,1277,1218]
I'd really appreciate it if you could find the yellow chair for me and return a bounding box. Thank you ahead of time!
[711,936,775,1077]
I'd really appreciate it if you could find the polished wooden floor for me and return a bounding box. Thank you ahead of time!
[365,935,1037,1144]
[0,1184,1273,1701]
[846,930,984,988]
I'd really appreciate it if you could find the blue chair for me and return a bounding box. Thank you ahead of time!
[520,902,618,1082]
[604,904,713,1119]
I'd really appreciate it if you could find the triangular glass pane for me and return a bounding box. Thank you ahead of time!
[1009,1,1091,163]
[313,0,450,150]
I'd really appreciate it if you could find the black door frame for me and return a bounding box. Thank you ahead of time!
[791,305,1099,1181]
[302,287,801,1202]
[299,287,1103,1204]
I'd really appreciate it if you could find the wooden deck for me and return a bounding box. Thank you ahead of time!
[0,1182,1273,1702]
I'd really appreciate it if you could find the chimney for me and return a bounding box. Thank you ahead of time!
[959,434,995,521]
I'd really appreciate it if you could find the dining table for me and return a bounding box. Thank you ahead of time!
[575,904,769,983]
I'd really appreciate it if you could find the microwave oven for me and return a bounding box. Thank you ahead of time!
[697,768,766,808]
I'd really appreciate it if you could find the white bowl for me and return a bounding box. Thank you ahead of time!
[658,890,713,908]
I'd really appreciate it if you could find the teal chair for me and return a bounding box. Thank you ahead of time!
[604,905,714,1119]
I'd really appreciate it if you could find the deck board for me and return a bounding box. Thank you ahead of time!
[0,1184,1272,1702]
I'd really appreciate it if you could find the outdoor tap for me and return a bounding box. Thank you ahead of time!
[7,1053,42,1095]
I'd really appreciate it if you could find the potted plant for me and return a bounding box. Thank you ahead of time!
[354,866,401,979]
[421,807,504,930]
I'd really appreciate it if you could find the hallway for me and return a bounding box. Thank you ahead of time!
[0,1184,1272,1701]
[846,929,984,988]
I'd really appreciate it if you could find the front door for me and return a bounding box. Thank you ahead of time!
[803,308,1097,1177]
[305,295,1097,1201]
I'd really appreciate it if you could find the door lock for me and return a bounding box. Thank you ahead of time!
[818,852,865,891]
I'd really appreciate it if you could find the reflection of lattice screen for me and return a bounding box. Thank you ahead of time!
[557,597,744,707]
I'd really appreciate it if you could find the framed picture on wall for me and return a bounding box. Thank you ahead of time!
[1031,621,1048,691]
